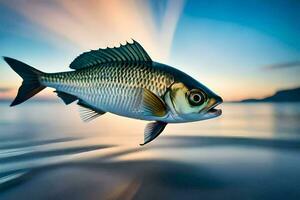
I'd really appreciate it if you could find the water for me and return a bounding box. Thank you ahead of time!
[0,102,300,200]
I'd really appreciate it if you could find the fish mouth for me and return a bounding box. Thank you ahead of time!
[207,107,222,116]
[203,96,223,117]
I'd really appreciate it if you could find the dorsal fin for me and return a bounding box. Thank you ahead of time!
[77,100,106,122]
[69,40,152,70]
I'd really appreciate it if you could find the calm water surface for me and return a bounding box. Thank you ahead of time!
[0,102,300,199]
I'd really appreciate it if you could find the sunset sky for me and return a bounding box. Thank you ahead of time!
[0,0,299,101]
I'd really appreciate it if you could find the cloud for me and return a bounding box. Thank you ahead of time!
[1,0,185,62]
[264,61,300,70]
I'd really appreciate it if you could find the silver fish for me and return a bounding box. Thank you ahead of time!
[4,40,222,145]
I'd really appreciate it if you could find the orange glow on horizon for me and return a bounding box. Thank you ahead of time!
[0,85,277,102]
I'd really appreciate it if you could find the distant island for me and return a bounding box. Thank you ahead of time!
[241,87,300,102]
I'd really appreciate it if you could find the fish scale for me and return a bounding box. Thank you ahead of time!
[40,62,174,119]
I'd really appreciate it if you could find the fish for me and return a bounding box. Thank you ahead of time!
[3,40,223,145]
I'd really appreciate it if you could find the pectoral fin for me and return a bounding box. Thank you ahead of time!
[140,121,167,146]
[142,88,167,117]
[77,100,106,122]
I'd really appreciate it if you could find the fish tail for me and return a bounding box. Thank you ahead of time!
[3,57,46,106]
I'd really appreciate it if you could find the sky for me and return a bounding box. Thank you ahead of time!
[0,0,299,101]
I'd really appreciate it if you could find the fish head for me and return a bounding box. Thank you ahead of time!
[164,81,223,122]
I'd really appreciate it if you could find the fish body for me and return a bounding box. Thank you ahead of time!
[4,40,223,145]
[41,62,173,122]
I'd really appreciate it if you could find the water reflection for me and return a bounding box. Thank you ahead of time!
[1,135,300,199]
[0,102,300,199]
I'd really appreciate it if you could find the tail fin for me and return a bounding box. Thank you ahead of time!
[3,57,46,106]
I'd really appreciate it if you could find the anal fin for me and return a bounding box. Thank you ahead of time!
[140,121,167,146]
[54,91,77,105]
[78,100,106,122]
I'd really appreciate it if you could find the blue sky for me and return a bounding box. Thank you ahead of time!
[0,0,299,101]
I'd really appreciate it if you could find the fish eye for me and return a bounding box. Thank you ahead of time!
[188,90,206,106]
